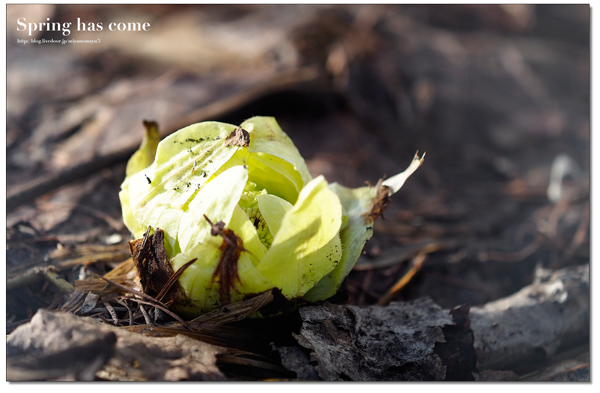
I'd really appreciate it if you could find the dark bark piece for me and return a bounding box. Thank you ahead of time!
[291,297,452,381]
[470,264,589,371]
[7,309,226,381]
[130,228,184,305]
[274,345,320,381]
[434,303,477,380]
[224,126,251,147]
[282,264,589,381]
[473,370,519,381]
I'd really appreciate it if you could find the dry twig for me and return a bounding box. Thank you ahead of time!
[377,253,427,306]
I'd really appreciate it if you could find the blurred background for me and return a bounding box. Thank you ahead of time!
[6,4,589,324]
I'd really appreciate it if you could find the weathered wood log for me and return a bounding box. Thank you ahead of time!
[281,297,454,381]
[277,264,589,381]
[470,263,589,371]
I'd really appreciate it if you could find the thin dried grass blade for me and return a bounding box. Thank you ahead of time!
[49,243,127,259]
[122,323,261,352]
[101,276,160,305]
[139,304,152,325]
[353,240,457,271]
[60,290,88,313]
[79,292,100,314]
[74,258,138,294]
[193,290,274,325]
[49,243,130,268]
[100,276,190,329]
[378,253,427,306]
[131,298,190,329]
[104,258,137,280]
[155,258,197,303]
[56,252,131,268]
[115,298,133,326]
[217,354,292,374]
[104,302,119,325]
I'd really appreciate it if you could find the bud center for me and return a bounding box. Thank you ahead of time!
[238,182,274,248]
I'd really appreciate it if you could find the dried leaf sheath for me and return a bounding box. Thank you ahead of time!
[224,126,251,147]
[368,180,392,221]
[204,215,246,304]
[130,228,184,305]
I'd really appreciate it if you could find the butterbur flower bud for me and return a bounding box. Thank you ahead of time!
[120,116,423,318]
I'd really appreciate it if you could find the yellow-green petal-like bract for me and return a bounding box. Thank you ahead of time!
[120,116,423,317]
[256,175,342,298]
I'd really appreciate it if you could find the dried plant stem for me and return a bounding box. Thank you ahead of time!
[155,258,197,303]
[7,266,74,294]
[192,290,274,325]
[377,253,427,306]
[100,277,190,329]
[485,234,543,262]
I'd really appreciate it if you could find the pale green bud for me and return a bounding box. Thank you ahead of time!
[120,116,423,317]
